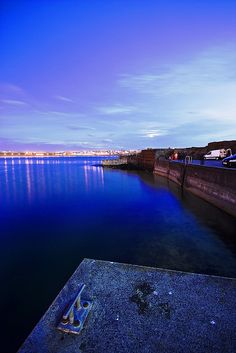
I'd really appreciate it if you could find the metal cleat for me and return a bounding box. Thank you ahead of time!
[57,283,92,334]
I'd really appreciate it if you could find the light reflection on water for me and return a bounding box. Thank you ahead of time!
[0,157,105,205]
[0,156,236,352]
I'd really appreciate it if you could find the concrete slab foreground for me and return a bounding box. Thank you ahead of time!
[19,259,236,353]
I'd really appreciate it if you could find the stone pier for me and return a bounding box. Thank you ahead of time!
[19,259,236,353]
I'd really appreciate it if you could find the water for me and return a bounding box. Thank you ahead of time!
[0,157,236,352]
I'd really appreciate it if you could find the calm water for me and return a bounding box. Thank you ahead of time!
[1,157,236,352]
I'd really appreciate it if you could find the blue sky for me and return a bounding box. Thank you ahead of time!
[0,0,236,151]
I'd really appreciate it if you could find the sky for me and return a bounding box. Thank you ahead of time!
[0,0,236,151]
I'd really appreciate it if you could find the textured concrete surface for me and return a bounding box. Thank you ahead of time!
[102,158,128,167]
[19,259,236,353]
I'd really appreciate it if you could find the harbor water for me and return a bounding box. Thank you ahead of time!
[0,157,236,352]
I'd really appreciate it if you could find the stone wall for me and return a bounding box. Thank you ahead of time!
[154,160,236,217]
[128,149,156,171]
[168,162,185,186]
[184,165,236,217]
[153,159,170,177]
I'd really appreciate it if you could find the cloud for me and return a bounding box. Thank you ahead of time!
[0,83,29,109]
[118,44,236,99]
[141,129,168,138]
[54,95,73,102]
[0,136,100,151]
[1,99,28,106]
[0,83,25,95]
[114,43,236,145]
[138,119,236,148]
[41,110,70,116]
[102,138,113,143]
[33,110,85,119]
[67,125,95,131]
[1,45,236,150]
[97,104,137,115]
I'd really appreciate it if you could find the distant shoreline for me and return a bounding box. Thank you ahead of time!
[0,150,139,158]
[0,154,118,158]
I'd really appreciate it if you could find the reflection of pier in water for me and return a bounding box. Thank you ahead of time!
[137,171,236,254]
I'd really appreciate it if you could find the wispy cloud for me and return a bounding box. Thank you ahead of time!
[0,83,25,95]
[1,45,236,150]
[54,95,73,103]
[152,120,236,147]
[119,45,236,99]
[33,110,85,118]
[97,104,137,115]
[67,125,95,131]
[0,83,30,110]
[114,44,236,145]
[102,138,113,143]
[141,129,168,138]
[1,99,28,106]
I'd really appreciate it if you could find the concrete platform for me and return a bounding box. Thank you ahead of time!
[19,259,236,353]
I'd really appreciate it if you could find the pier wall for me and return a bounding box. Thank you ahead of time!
[103,146,236,217]
[168,161,185,186]
[154,160,236,217]
[184,164,236,217]
[102,158,127,167]
[153,159,169,177]
[128,149,156,171]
